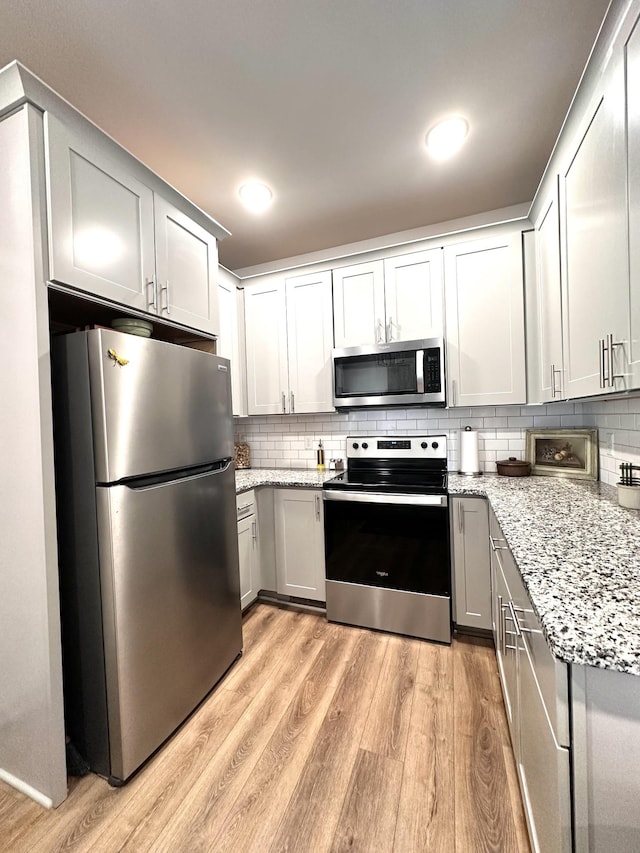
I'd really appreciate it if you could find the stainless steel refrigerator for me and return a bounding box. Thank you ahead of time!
[52,328,242,785]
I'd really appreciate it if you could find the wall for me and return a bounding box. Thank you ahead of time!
[582,396,640,486]
[235,396,640,485]
[235,401,585,472]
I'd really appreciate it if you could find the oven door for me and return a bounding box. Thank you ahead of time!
[323,490,450,596]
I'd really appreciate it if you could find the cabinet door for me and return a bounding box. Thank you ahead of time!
[154,196,219,334]
[274,489,326,601]
[560,53,629,398]
[244,279,289,414]
[625,16,640,390]
[332,261,385,347]
[237,515,258,610]
[451,497,491,631]
[534,185,564,402]
[285,271,334,413]
[444,233,526,407]
[45,113,155,309]
[217,269,247,417]
[383,248,444,341]
[519,644,572,853]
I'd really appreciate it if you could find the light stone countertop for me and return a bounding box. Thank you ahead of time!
[235,467,640,676]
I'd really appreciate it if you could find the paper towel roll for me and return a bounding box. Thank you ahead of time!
[459,427,481,475]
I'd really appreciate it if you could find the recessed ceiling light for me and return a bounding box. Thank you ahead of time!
[238,182,273,213]
[425,116,469,161]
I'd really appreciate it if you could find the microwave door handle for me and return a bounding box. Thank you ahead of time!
[416,350,425,393]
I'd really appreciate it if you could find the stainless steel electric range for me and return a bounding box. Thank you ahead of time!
[323,435,451,643]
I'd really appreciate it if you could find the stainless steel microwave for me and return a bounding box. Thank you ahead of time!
[332,337,446,409]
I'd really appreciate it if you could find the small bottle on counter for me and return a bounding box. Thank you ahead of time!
[316,440,325,470]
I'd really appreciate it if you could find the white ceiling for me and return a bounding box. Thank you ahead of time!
[0,0,611,271]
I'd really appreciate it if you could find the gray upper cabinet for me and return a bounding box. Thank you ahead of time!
[559,50,629,398]
[46,112,156,311]
[533,183,564,402]
[45,113,219,335]
[153,195,219,333]
[624,11,640,390]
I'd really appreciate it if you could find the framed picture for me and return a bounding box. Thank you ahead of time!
[525,428,598,480]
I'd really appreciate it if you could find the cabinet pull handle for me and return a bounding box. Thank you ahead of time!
[160,280,171,315]
[451,379,457,407]
[550,364,562,398]
[146,275,157,310]
[607,333,624,388]
[315,494,321,520]
[290,391,295,413]
[489,535,507,551]
[497,594,504,653]
[507,601,521,637]
[282,392,286,414]
[238,503,252,514]
[599,338,607,388]
[376,319,384,343]
[458,504,463,533]
[387,316,395,341]
[251,519,257,542]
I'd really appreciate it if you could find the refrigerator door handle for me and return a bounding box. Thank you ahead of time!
[119,458,233,490]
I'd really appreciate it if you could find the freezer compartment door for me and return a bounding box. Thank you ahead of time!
[96,461,242,782]
[89,329,233,482]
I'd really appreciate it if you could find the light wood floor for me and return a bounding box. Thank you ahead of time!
[1,604,531,852]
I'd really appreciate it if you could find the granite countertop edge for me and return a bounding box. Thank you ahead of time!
[235,467,640,677]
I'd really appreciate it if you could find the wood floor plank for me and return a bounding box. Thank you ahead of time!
[210,624,358,852]
[330,748,403,853]
[394,641,455,853]
[268,629,389,853]
[0,783,48,852]
[453,637,529,853]
[360,633,420,761]
[147,613,328,853]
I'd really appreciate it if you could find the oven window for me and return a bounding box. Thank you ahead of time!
[324,499,450,596]
[334,350,418,398]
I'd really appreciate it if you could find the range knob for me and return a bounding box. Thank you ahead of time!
[362,442,369,450]
[421,442,428,449]
[352,442,359,450]
[432,441,439,449]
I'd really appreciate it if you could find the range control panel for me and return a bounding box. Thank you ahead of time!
[346,434,447,460]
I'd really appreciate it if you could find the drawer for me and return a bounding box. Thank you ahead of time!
[519,640,572,853]
[492,512,570,747]
[236,489,256,520]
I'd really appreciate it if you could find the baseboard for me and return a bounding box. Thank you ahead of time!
[0,767,55,809]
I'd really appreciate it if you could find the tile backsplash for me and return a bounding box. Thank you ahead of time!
[235,396,640,483]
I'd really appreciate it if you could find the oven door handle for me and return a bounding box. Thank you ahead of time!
[323,490,448,507]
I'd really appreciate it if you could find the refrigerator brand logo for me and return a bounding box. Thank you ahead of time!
[107,348,129,367]
[217,364,228,372]
[376,570,389,577]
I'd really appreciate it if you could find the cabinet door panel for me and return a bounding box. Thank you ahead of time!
[217,269,246,417]
[534,187,564,402]
[285,271,334,413]
[244,280,288,415]
[560,55,628,398]
[45,113,155,308]
[275,490,325,601]
[519,645,572,853]
[384,248,444,341]
[445,233,525,406]
[154,196,219,334]
[237,515,258,610]
[625,17,640,389]
[451,497,491,630]
[333,261,385,347]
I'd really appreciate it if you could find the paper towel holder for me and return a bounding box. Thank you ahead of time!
[458,425,483,477]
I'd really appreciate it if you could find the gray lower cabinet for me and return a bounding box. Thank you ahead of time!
[450,496,492,631]
[489,506,571,853]
[236,491,260,610]
[274,488,326,602]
